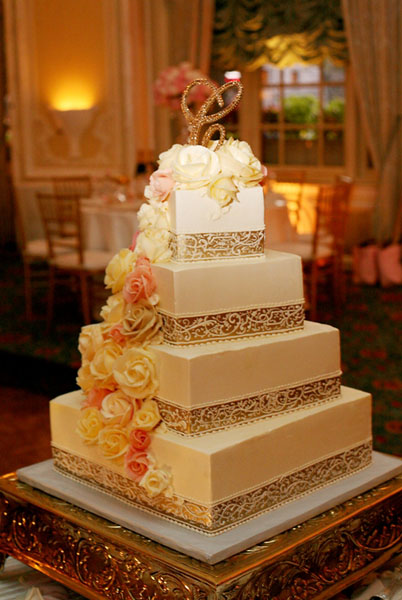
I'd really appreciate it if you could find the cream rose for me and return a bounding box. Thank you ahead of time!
[100,292,125,324]
[104,249,137,293]
[78,323,105,361]
[131,399,161,431]
[140,467,172,497]
[98,425,129,461]
[208,174,238,208]
[217,138,264,187]
[89,340,122,387]
[135,229,171,263]
[137,203,170,232]
[113,347,158,399]
[76,407,103,444]
[157,144,183,170]
[76,360,96,393]
[101,390,133,426]
[170,145,220,189]
[122,300,162,345]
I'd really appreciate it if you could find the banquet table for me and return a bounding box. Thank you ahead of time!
[81,197,141,254]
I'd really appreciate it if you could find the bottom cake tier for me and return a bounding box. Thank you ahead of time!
[50,387,372,535]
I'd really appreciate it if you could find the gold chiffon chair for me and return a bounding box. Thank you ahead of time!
[37,192,112,328]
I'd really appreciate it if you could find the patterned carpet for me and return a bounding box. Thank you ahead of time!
[0,249,401,457]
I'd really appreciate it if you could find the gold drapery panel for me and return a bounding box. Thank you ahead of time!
[342,0,402,243]
[212,0,348,70]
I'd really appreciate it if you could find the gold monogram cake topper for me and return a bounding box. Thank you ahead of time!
[181,78,243,150]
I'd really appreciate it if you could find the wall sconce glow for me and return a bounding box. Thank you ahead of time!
[52,106,96,159]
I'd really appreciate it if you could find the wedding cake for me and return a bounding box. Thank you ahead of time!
[50,81,372,535]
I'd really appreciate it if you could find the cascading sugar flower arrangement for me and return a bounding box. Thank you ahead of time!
[76,79,268,501]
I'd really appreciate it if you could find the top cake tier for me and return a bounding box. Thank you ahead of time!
[168,187,265,262]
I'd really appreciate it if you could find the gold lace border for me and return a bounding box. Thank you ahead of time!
[169,229,265,262]
[156,375,342,435]
[159,302,305,345]
[52,441,372,535]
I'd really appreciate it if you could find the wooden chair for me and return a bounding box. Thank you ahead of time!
[266,169,306,228]
[36,192,112,328]
[269,177,353,320]
[52,176,92,198]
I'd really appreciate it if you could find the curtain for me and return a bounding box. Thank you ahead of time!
[342,0,402,243]
[212,0,348,71]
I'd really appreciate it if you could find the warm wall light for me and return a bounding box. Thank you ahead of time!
[51,105,96,159]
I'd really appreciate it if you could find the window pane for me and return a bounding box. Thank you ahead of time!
[323,87,345,123]
[283,63,320,84]
[261,88,280,122]
[261,64,281,85]
[284,88,319,124]
[323,60,345,83]
[323,130,344,165]
[285,131,318,165]
[262,130,279,164]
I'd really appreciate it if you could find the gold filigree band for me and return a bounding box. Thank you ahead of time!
[169,229,265,262]
[159,302,305,345]
[52,441,372,535]
[156,375,342,435]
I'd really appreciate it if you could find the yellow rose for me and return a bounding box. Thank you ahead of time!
[140,467,172,497]
[104,249,137,293]
[122,300,162,345]
[100,292,125,324]
[89,340,122,387]
[113,347,158,399]
[76,407,103,444]
[132,399,161,431]
[171,145,220,189]
[208,174,238,208]
[135,229,171,263]
[101,390,133,426]
[98,425,129,461]
[76,360,96,393]
[78,323,105,361]
[217,138,263,187]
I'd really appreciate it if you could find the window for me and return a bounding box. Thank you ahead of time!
[260,60,346,168]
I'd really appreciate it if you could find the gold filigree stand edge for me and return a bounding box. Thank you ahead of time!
[0,473,400,600]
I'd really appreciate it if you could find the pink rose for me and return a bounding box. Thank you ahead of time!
[130,428,151,451]
[108,325,126,345]
[124,447,150,482]
[82,387,112,409]
[122,257,157,304]
[148,169,175,202]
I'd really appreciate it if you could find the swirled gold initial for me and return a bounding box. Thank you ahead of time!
[181,78,243,149]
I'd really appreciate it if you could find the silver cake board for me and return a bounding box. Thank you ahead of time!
[17,452,402,565]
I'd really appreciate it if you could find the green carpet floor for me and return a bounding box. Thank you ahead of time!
[0,250,401,456]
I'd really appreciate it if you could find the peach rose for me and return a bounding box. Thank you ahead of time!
[122,257,157,304]
[100,293,125,324]
[125,447,153,482]
[147,169,175,202]
[98,425,129,461]
[108,325,126,345]
[140,467,172,497]
[76,407,103,444]
[101,390,133,426]
[113,348,158,399]
[122,300,162,345]
[78,323,104,361]
[76,361,96,394]
[89,340,122,388]
[132,399,161,431]
[129,428,151,451]
[82,387,112,409]
[104,249,137,293]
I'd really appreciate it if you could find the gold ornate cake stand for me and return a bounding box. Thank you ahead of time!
[0,472,400,600]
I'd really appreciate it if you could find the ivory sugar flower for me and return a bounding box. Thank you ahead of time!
[104,249,137,293]
[140,467,172,497]
[122,299,162,345]
[216,138,264,187]
[170,145,220,189]
[135,228,171,264]
[132,399,161,431]
[78,323,105,362]
[89,340,123,388]
[100,390,133,426]
[112,347,159,399]
[98,425,129,461]
[77,361,96,394]
[100,292,125,324]
[208,174,238,208]
[76,407,103,444]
